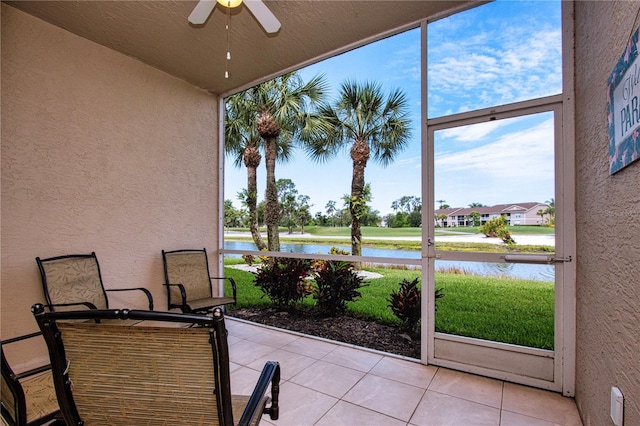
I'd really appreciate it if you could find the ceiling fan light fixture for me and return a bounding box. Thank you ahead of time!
[217,0,243,8]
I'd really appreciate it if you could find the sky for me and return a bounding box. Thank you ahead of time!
[224,0,562,217]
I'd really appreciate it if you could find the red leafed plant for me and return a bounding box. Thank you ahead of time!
[388,278,443,336]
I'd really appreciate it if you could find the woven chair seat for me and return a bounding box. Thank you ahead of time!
[188,296,236,312]
[19,371,59,424]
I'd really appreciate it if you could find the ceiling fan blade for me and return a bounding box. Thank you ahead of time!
[244,0,281,34]
[188,0,216,25]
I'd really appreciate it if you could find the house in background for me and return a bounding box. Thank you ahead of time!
[435,202,550,227]
[2,1,638,425]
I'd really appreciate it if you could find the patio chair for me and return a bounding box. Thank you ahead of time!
[31,304,280,426]
[1,332,64,426]
[162,248,236,313]
[36,252,154,312]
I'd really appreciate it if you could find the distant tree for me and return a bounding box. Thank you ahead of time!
[296,194,312,233]
[544,198,555,226]
[325,200,338,227]
[467,210,481,227]
[436,199,447,209]
[390,195,421,227]
[314,211,329,226]
[407,209,422,227]
[468,202,485,208]
[223,199,244,228]
[435,213,448,227]
[277,179,297,233]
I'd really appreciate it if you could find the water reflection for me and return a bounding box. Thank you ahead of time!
[223,241,554,281]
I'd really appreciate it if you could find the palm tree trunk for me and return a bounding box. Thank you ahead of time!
[350,138,370,268]
[246,165,267,251]
[264,137,280,251]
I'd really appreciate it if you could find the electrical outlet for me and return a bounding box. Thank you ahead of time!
[611,387,624,426]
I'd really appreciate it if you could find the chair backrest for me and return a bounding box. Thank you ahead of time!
[162,249,213,304]
[36,253,108,311]
[32,305,235,425]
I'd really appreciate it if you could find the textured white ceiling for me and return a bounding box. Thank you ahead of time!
[6,0,478,95]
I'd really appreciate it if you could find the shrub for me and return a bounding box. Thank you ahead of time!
[253,257,312,310]
[389,278,421,335]
[312,259,365,316]
[479,215,515,245]
[388,278,444,335]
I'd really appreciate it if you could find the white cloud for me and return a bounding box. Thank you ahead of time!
[437,119,516,142]
[427,5,562,116]
[435,117,555,182]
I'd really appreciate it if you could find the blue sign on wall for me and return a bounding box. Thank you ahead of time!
[608,26,640,174]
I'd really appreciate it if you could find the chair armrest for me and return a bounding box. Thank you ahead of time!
[46,301,98,311]
[106,287,154,310]
[164,282,188,306]
[210,277,237,303]
[238,361,280,426]
[1,332,51,380]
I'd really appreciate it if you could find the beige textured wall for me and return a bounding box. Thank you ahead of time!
[574,2,640,425]
[1,5,220,364]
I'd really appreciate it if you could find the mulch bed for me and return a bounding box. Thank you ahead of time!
[228,306,420,359]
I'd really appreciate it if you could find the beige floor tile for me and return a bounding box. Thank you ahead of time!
[500,410,564,426]
[227,334,243,346]
[246,348,317,380]
[369,356,438,389]
[230,365,263,395]
[289,359,365,398]
[343,374,425,422]
[229,339,279,365]
[410,390,500,426]
[315,400,407,426]
[321,345,384,372]
[282,336,338,359]
[274,382,338,426]
[226,318,266,339]
[229,361,242,373]
[246,328,300,348]
[429,368,504,408]
[502,383,582,426]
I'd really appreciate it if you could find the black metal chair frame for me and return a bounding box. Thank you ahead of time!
[36,252,154,311]
[1,332,64,426]
[162,248,236,313]
[31,305,279,426]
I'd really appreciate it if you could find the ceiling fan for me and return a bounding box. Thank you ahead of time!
[188,0,281,34]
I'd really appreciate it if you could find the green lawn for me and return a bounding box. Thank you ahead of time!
[224,260,554,350]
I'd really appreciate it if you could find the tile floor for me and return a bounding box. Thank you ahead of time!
[226,317,584,426]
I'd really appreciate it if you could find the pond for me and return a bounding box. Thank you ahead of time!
[224,241,554,282]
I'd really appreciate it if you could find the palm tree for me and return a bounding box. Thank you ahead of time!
[303,80,412,259]
[246,72,328,251]
[225,91,268,251]
[325,200,337,227]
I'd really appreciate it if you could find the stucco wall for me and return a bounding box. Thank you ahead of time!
[1,4,220,365]
[574,2,640,425]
